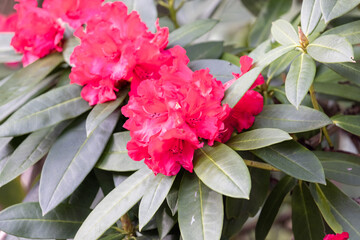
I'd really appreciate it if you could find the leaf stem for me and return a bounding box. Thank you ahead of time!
[158,0,183,28]
[309,85,334,148]
[244,160,280,171]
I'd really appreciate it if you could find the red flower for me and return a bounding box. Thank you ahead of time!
[11,0,64,66]
[69,1,171,105]
[324,232,349,240]
[217,55,264,142]
[42,0,104,29]
[0,13,17,32]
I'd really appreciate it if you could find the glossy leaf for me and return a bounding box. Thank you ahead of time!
[332,115,360,136]
[267,50,299,79]
[301,0,322,36]
[74,167,154,240]
[184,41,223,61]
[0,202,90,239]
[323,20,360,45]
[40,109,120,214]
[292,184,324,240]
[139,175,175,230]
[255,176,296,240]
[178,173,223,240]
[227,128,292,150]
[168,19,218,47]
[62,37,80,66]
[310,181,360,238]
[96,131,145,172]
[320,0,360,23]
[0,84,91,137]
[314,82,360,102]
[285,53,316,108]
[307,35,354,63]
[252,141,325,183]
[325,62,360,86]
[314,151,360,186]
[271,19,298,46]
[193,143,251,198]
[252,104,332,133]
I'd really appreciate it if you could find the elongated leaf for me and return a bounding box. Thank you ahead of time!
[74,167,154,240]
[0,121,70,187]
[139,175,175,230]
[0,84,91,137]
[227,128,292,150]
[307,35,354,63]
[267,50,299,79]
[96,131,144,172]
[178,173,223,240]
[301,0,322,36]
[285,53,316,108]
[332,115,360,136]
[122,0,157,32]
[255,176,296,240]
[0,202,90,239]
[241,0,268,16]
[0,137,13,160]
[325,62,360,86]
[156,204,177,239]
[256,44,296,68]
[252,141,325,183]
[320,0,360,23]
[193,143,251,198]
[314,82,360,102]
[292,184,324,240]
[252,104,332,133]
[69,172,100,208]
[310,181,360,238]
[40,109,120,214]
[62,37,80,66]
[314,151,360,186]
[184,41,223,61]
[168,20,218,48]
[248,0,292,47]
[323,20,360,45]
[188,59,240,83]
[271,19,298,46]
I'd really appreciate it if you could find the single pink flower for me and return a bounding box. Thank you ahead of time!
[324,232,349,240]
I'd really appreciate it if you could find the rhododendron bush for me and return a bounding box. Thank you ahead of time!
[0,0,360,239]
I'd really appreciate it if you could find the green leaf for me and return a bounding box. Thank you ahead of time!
[0,202,90,239]
[325,62,360,86]
[178,173,223,240]
[248,40,272,63]
[74,167,154,240]
[310,181,360,238]
[314,151,360,186]
[241,0,268,16]
[323,20,360,45]
[96,131,145,172]
[320,0,360,23]
[307,35,354,63]
[188,59,240,83]
[184,41,223,61]
[292,184,324,240]
[255,176,296,240]
[313,82,360,102]
[193,143,251,198]
[40,109,120,214]
[252,141,326,183]
[267,50,299,79]
[256,44,296,67]
[271,19,298,46]
[0,121,70,187]
[69,172,100,208]
[226,128,292,151]
[168,19,218,48]
[248,0,292,47]
[0,84,91,137]
[252,104,332,133]
[301,0,322,36]
[139,175,175,230]
[86,88,128,136]
[156,204,177,239]
[121,0,157,32]
[62,37,80,66]
[285,53,316,108]
[332,115,360,136]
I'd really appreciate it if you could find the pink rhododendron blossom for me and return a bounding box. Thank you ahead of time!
[0,13,17,32]
[11,0,64,66]
[324,232,349,240]
[122,50,230,176]
[69,1,172,105]
[217,55,264,142]
[42,0,104,29]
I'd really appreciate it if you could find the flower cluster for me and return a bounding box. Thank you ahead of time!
[0,13,17,32]
[324,232,349,240]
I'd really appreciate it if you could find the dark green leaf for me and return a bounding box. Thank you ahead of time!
[332,115,360,136]
[252,104,332,133]
[40,109,120,214]
[178,173,223,240]
[292,184,324,240]
[184,41,223,61]
[69,171,100,208]
[0,202,90,239]
[301,0,322,36]
[271,19,298,46]
[314,82,360,102]
[323,20,360,45]
[168,20,218,48]
[194,143,251,198]
[320,0,360,23]
[156,204,177,239]
[255,176,296,240]
[252,141,325,183]
[325,62,360,86]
